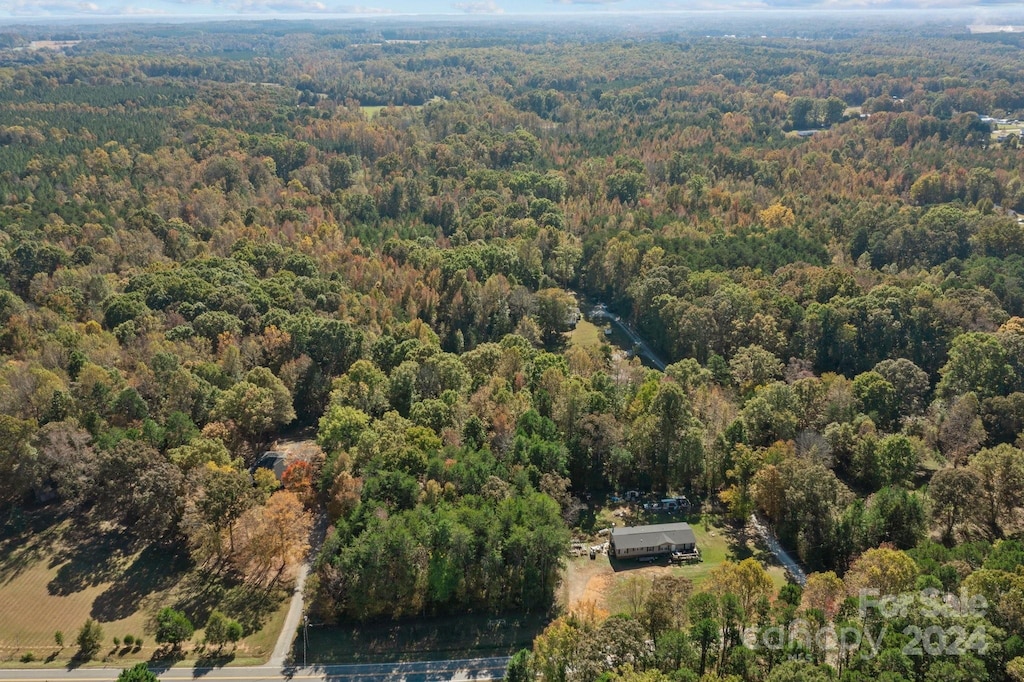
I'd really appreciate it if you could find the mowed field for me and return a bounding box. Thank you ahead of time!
[0,513,289,667]
[567,318,607,349]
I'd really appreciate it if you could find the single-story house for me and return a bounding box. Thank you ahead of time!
[610,522,696,559]
[251,450,289,482]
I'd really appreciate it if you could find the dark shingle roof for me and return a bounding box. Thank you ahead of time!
[611,522,696,551]
[253,451,289,481]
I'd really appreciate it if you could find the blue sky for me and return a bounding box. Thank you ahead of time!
[1,0,1022,20]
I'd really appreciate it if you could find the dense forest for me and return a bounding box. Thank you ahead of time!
[2,11,1024,680]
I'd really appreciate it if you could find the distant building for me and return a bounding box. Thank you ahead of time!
[252,450,289,481]
[610,522,696,559]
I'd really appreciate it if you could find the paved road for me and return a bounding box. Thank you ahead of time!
[0,657,510,682]
[268,561,309,667]
[266,437,329,667]
[750,514,807,586]
[588,305,667,371]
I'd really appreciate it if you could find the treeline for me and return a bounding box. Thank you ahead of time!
[514,542,1024,682]
[1,15,1024,643]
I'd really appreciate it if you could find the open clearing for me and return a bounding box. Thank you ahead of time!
[361,104,422,120]
[0,512,289,667]
[560,509,789,616]
[568,317,607,349]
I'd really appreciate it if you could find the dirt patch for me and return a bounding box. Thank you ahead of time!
[562,556,694,616]
[271,429,322,460]
[576,572,613,608]
[561,556,606,608]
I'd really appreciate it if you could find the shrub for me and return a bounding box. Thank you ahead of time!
[76,619,104,660]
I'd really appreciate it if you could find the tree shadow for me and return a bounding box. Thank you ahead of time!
[194,648,236,675]
[575,503,599,534]
[65,650,94,670]
[219,583,286,635]
[91,543,190,621]
[163,567,285,645]
[725,522,756,562]
[169,567,230,630]
[0,508,66,586]
[48,529,134,596]
[147,645,185,674]
[296,612,547,665]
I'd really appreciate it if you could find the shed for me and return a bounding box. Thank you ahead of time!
[610,522,696,559]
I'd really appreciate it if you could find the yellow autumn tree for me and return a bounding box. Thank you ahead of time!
[705,557,774,622]
[844,547,918,598]
[801,571,846,619]
[758,202,796,231]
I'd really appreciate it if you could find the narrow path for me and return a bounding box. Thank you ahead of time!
[750,514,807,586]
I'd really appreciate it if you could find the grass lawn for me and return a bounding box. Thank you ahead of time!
[295,613,548,664]
[568,318,608,349]
[361,104,423,120]
[561,508,790,618]
[0,510,289,667]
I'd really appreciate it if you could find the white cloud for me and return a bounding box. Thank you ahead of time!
[2,0,105,13]
[156,0,396,12]
[337,4,395,11]
[229,0,332,11]
[453,0,503,12]
[656,0,1022,7]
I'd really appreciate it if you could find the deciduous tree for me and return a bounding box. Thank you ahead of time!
[155,608,193,650]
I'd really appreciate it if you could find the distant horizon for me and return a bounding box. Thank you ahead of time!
[2,1,1024,23]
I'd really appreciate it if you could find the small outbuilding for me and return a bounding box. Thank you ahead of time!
[610,522,697,560]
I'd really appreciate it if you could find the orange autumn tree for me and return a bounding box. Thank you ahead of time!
[232,490,312,586]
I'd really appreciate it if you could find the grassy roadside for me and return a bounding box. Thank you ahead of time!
[294,613,548,664]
